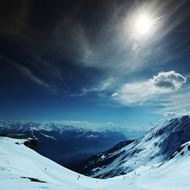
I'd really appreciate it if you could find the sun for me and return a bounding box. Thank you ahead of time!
[131,11,155,39]
[135,14,152,35]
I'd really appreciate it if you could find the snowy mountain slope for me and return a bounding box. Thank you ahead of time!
[137,141,190,190]
[0,137,102,190]
[81,140,134,175]
[1,137,190,190]
[0,121,126,173]
[83,115,190,178]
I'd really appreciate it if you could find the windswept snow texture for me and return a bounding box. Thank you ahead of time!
[0,121,126,173]
[84,115,190,178]
[1,137,190,190]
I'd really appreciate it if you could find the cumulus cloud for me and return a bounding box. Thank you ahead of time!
[152,71,187,92]
[112,71,187,105]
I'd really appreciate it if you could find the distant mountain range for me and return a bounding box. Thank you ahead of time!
[0,121,127,173]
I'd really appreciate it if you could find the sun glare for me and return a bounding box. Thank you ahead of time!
[134,13,153,37]
[135,14,152,35]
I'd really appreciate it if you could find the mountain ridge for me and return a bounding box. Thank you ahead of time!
[82,115,190,178]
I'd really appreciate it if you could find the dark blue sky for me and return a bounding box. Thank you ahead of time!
[0,0,190,131]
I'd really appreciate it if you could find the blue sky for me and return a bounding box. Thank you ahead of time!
[0,0,190,132]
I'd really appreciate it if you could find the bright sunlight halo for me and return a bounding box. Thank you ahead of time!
[134,13,153,36]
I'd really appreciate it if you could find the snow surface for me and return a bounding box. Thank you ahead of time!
[1,136,190,190]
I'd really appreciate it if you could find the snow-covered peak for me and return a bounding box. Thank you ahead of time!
[141,115,190,158]
[83,115,190,178]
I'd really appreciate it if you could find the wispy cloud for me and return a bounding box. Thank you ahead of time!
[16,64,51,89]
[160,87,190,117]
[71,78,115,97]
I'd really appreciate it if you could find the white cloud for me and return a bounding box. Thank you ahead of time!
[113,71,187,105]
[151,71,187,92]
